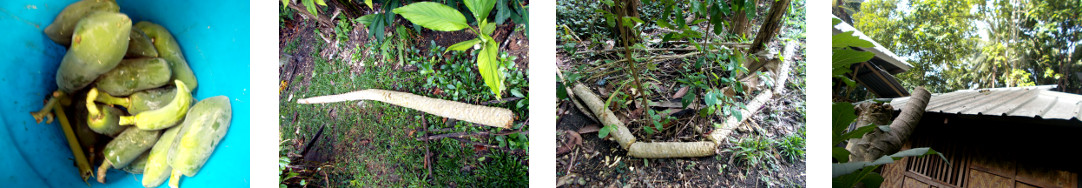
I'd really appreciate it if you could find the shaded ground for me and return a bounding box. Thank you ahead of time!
[279,2,529,187]
[554,0,806,187]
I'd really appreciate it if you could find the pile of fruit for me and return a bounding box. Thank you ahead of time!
[29,0,232,187]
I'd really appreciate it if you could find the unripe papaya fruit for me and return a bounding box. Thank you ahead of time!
[96,58,172,96]
[43,0,120,46]
[56,11,131,93]
[134,21,198,90]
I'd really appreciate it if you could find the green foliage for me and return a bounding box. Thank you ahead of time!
[555,0,663,42]
[729,136,778,172]
[778,125,805,162]
[831,21,876,88]
[334,17,352,46]
[394,0,513,99]
[702,88,745,127]
[495,130,528,151]
[598,124,617,139]
[847,0,1082,92]
[393,2,470,31]
[645,109,674,134]
[476,151,528,187]
[355,0,401,43]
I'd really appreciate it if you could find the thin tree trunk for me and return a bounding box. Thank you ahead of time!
[729,0,759,37]
[749,0,791,53]
[849,87,931,162]
[297,89,514,129]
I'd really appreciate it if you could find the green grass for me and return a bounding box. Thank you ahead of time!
[280,37,528,187]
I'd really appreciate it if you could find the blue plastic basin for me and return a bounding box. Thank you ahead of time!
[0,0,250,187]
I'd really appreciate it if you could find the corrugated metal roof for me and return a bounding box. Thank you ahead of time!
[889,85,1082,120]
[832,15,913,74]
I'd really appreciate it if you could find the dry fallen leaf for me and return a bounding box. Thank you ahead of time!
[672,86,689,99]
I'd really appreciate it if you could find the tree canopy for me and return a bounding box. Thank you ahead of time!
[847,0,1082,93]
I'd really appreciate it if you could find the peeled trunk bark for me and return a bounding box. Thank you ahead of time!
[297,89,514,129]
[849,87,931,162]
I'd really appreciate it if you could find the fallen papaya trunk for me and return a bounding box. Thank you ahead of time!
[570,48,792,158]
[574,83,719,158]
[296,89,514,129]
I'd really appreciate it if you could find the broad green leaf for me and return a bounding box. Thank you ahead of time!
[832,102,857,146]
[832,48,874,76]
[861,172,885,188]
[477,34,504,98]
[314,0,326,6]
[510,88,524,98]
[464,0,496,22]
[495,0,511,24]
[282,0,289,8]
[393,2,469,31]
[446,38,481,53]
[598,125,612,138]
[304,0,318,16]
[482,20,496,36]
[691,19,709,25]
[832,31,874,48]
[836,76,858,88]
[833,164,877,187]
[355,14,378,27]
[832,147,945,178]
[744,0,755,18]
[557,82,569,100]
[838,124,878,143]
[364,0,373,9]
[832,147,851,163]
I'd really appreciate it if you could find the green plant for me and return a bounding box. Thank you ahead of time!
[645,109,674,134]
[334,17,352,46]
[729,136,777,172]
[778,125,805,162]
[702,88,745,127]
[598,124,618,139]
[356,0,403,43]
[391,0,510,99]
[476,151,528,187]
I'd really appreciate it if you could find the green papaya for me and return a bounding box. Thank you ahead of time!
[143,125,180,187]
[87,103,124,136]
[129,87,178,114]
[168,96,231,187]
[56,11,131,93]
[96,58,172,96]
[122,152,149,174]
[43,0,120,46]
[118,80,191,130]
[134,21,198,90]
[126,29,159,58]
[93,86,178,114]
[97,127,159,183]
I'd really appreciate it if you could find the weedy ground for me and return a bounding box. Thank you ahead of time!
[555,0,806,187]
[278,3,529,187]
